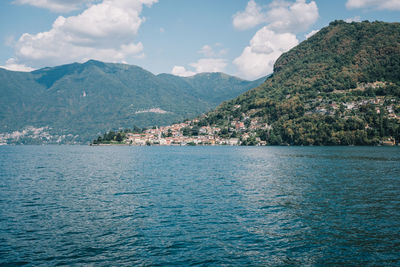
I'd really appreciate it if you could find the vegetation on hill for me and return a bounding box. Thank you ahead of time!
[197,21,400,146]
[0,60,264,144]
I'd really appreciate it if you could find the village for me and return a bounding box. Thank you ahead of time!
[120,94,399,146]
[123,119,268,146]
[89,91,400,147]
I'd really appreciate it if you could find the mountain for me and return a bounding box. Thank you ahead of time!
[197,20,400,145]
[158,72,266,107]
[0,60,265,144]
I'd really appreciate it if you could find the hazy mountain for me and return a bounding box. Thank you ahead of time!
[0,60,265,143]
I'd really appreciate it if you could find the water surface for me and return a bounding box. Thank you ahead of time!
[1,146,399,266]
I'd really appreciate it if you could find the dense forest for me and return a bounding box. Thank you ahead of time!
[199,21,400,145]
[0,60,264,144]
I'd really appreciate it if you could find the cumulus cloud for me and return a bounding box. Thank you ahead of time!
[346,0,400,10]
[7,0,157,69]
[233,0,266,30]
[172,44,228,77]
[305,29,319,39]
[344,16,361,23]
[13,0,98,13]
[190,58,227,73]
[0,58,35,72]
[198,45,215,57]
[171,66,196,77]
[172,58,227,77]
[232,0,318,79]
[233,0,318,33]
[198,44,228,58]
[234,27,298,79]
[266,0,319,33]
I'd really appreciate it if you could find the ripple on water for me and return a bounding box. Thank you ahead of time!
[0,146,399,266]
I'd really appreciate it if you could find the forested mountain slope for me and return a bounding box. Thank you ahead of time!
[200,21,400,145]
[0,60,264,143]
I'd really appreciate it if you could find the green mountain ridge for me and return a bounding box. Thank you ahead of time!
[0,60,265,144]
[197,20,400,145]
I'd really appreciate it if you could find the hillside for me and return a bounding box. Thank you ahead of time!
[190,21,400,145]
[0,60,264,144]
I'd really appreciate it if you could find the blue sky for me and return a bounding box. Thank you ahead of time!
[0,0,399,79]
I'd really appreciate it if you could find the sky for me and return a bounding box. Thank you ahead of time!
[0,0,399,80]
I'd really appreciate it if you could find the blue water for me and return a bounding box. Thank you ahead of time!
[1,146,400,266]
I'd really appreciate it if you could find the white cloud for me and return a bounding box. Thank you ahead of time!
[198,44,227,57]
[344,16,361,23]
[234,27,298,79]
[232,0,318,79]
[0,58,35,72]
[173,44,228,77]
[172,58,227,77]
[190,58,227,73]
[305,29,319,39]
[171,66,196,77]
[199,45,215,57]
[346,0,400,10]
[7,0,157,69]
[233,0,266,30]
[265,0,319,33]
[13,0,97,13]
[233,0,319,33]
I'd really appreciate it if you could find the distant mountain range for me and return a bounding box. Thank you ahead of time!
[0,60,265,143]
[197,20,400,145]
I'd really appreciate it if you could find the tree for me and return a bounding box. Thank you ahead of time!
[191,126,200,136]
[132,125,142,133]
[116,132,123,142]
[182,127,191,136]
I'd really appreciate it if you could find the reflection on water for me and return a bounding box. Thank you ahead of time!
[0,146,399,266]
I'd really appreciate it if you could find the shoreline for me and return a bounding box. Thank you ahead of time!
[89,143,398,147]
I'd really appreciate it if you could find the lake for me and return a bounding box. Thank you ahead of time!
[1,146,399,266]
